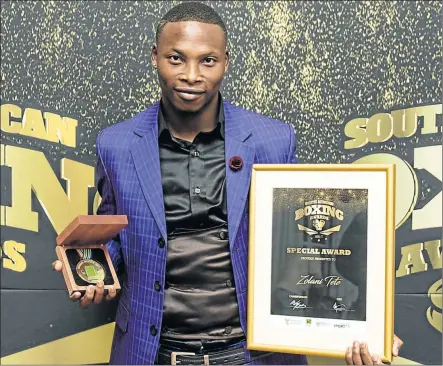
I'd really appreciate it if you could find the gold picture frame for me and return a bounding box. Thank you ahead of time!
[247,164,395,363]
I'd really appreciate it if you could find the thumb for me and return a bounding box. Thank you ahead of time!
[52,260,63,271]
[392,336,403,356]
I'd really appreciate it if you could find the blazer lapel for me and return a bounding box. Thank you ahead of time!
[128,100,255,243]
[130,102,167,240]
[224,102,255,247]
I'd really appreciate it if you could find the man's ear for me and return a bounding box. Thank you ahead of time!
[224,48,229,73]
[152,44,158,69]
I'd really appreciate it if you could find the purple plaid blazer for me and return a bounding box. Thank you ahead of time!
[96,100,308,365]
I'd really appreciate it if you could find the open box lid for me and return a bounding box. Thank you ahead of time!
[56,215,128,246]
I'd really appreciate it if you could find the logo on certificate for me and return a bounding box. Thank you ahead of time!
[316,321,330,328]
[284,318,303,326]
[294,195,345,243]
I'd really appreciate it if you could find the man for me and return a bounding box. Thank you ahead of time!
[53,2,402,365]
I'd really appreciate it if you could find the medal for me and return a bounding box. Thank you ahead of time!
[75,248,105,284]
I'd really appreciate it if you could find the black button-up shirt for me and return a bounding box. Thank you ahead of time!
[158,99,244,349]
[158,102,227,234]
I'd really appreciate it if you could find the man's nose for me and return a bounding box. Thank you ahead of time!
[182,63,200,83]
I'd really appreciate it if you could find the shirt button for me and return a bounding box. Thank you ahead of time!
[154,281,161,292]
[225,326,232,335]
[194,187,201,194]
[226,279,232,287]
[150,325,158,336]
[158,237,165,248]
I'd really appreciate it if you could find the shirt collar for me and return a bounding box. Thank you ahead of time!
[158,94,225,140]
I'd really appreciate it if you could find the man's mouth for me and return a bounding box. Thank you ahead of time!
[174,88,205,101]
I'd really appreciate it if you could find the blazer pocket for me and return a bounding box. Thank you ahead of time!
[115,301,130,333]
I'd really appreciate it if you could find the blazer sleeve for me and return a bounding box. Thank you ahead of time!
[286,124,297,164]
[96,132,124,274]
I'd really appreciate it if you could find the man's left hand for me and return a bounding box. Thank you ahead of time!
[345,334,403,365]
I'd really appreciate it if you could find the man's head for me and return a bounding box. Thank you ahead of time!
[152,2,229,114]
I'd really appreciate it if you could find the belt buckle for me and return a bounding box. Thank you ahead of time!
[170,352,195,365]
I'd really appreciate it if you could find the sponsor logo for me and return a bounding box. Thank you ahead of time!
[316,321,330,327]
[284,318,303,326]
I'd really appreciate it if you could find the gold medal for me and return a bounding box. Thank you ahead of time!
[75,249,105,284]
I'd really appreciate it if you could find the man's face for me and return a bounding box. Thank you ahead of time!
[152,21,228,113]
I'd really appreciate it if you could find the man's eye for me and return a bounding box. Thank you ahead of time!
[204,57,215,64]
[168,56,181,63]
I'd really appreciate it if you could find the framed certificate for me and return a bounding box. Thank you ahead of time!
[247,164,395,363]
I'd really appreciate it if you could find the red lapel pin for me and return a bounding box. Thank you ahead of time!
[229,156,243,171]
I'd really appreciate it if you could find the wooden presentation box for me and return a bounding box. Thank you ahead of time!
[55,215,128,296]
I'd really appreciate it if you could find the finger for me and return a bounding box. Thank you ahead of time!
[345,347,353,365]
[69,292,81,302]
[392,335,403,356]
[360,343,373,365]
[93,281,104,304]
[352,341,363,365]
[80,285,95,308]
[105,286,117,301]
[52,260,63,271]
[372,354,382,365]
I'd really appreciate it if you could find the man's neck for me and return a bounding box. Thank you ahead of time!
[161,96,220,142]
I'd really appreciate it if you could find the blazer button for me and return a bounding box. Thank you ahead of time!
[154,281,161,292]
[158,237,165,248]
[225,326,232,335]
[150,325,158,336]
[219,230,227,240]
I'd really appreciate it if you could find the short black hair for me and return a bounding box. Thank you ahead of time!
[156,1,227,45]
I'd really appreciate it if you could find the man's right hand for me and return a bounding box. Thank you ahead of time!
[52,260,117,308]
